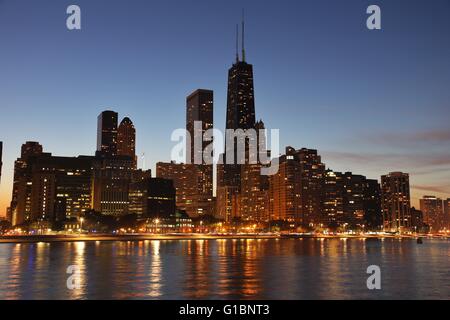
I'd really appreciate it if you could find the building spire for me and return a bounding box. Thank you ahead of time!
[235,23,239,63]
[241,9,246,62]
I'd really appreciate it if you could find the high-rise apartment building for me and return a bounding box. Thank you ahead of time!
[381,172,411,232]
[10,142,44,225]
[268,147,302,222]
[156,162,214,217]
[323,170,344,226]
[363,179,382,230]
[420,195,444,232]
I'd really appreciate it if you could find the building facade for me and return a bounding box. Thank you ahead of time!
[117,117,137,168]
[96,110,118,157]
[156,162,214,218]
[420,195,444,232]
[186,89,213,164]
[9,142,94,226]
[381,172,411,232]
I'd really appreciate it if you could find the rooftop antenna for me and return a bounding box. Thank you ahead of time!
[141,152,146,171]
[241,9,246,62]
[235,23,240,63]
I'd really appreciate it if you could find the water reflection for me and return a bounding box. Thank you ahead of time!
[0,238,448,299]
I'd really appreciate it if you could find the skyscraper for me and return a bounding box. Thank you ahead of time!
[297,148,326,226]
[363,179,382,230]
[381,172,411,232]
[156,162,214,217]
[420,195,444,232]
[269,147,302,222]
[92,156,134,216]
[97,110,118,157]
[323,170,344,227]
[117,117,137,168]
[217,17,262,220]
[221,17,257,188]
[186,89,213,164]
[10,142,44,225]
[341,172,366,228]
[225,19,255,132]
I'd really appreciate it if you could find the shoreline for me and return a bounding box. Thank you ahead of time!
[0,233,448,244]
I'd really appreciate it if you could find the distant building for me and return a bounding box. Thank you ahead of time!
[239,163,269,222]
[269,147,302,222]
[186,89,213,164]
[381,172,411,232]
[324,170,344,226]
[145,210,193,233]
[128,169,152,218]
[420,195,444,232]
[10,142,44,225]
[363,179,382,230]
[92,155,134,216]
[296,148,325,226]
[443,199,450,230]
[96,110,118,157]
[324,170,382,230]
[117,117,137,168]
[216,185,239,222]
[341,172,366,228]
[410,207,427,233]
[147,178,176,218]
[219,18,257,194]
[156,162,214,217]
[9,142,94,226]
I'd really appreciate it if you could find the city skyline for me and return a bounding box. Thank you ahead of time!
[1,0,450,217]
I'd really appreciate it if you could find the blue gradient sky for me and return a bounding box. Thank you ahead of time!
[1,0,450,216]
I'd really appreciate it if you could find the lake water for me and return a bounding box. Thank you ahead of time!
[0,238,448,299]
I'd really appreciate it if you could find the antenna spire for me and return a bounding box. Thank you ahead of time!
[241,9,246,62]
[235,24,239,63]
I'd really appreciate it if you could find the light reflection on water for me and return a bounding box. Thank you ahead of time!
[0,238,448,300]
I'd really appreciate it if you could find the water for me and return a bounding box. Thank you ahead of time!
[0,238,448,300]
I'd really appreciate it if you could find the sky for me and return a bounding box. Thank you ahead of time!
[0,0,450,217]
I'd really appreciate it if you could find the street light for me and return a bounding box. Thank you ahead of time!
[79,217,84,232]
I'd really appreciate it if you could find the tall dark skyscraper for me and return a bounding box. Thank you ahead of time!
[117,117,137,168]
[217,17,267,221]
[225,19,255,131]
[220,18,257,190]
[186,89,213,164]
[97,110,118,157]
